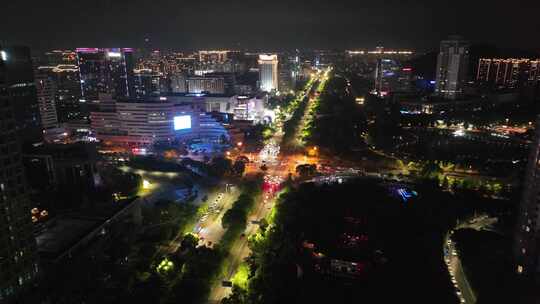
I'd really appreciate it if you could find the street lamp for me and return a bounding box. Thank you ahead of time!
[142,179,151,190]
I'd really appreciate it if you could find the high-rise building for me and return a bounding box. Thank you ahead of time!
[278,55,293,93]
[477,58,540,89]
[43,50,77,66]
[37,51,82,123]
[0,46,40,302]
[373,59,413,96]
[515,116,540,276]
[435,36,470,100]
[198,50,230,63]
[1,46,42,143]
[397,67,414,92]
[194,50,242,74]
[35,73,58,129]
[76,48,135,103]
[50,65,81,122]
[203,72,236,95]
[133,68,163,97]
[258,54,278,92]
[170,73,188,93]
[346,48,414,65]
[374,59,399,96]
[530,60,540,83]
[187,76,225,94]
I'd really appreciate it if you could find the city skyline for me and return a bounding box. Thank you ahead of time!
[2,1,540,51]
[3,2,540,303]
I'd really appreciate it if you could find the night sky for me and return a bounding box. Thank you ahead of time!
[2,0,540,52]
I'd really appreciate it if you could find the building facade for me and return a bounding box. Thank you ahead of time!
[258,54,279,92]
[198,50,230,63]
[435,36,470,100]
[89,94,260,146]
[43,50,77,66]
[35,74,58,129]
[91,100,231,146]
[2,46,42,143]
[76,48,135,103]
[187,76,225,94]
[170,73,188,93]
[514,116,540,276]
[0,46,40,303]
[133,68,164,97]
[278,55,293,93]
[36,64,82,123]
[477,58,540,89]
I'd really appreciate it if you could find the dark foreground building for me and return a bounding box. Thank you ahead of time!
[2,46,42,143]
[0,46,39,302]
[515,116,540,276]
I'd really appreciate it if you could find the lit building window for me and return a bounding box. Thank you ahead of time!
[517,265,524,274]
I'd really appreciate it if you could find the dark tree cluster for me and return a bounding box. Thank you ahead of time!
[308,75,367,154]
[223,177,516,304]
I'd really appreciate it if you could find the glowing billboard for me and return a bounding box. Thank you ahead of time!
[174,115,191,130]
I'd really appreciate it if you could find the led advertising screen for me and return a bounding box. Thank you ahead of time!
[174,115,191,130]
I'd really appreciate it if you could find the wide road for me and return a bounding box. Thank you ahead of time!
[444,215,497,304]
[207,71,329,303]
[195,186,240,248]
[136,175,240,256]
[207,160,290,302]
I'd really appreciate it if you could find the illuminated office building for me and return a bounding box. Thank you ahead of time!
[374,59,399,96]
[435,36,470,100]
[477,58,540,89]
[90,97,229,146]
[0,45,40,303]
[44,50,77,66]
[198,50,230,63]
[35,73,58,129]
[530,60,540,83]
[346,48,414,65]
[258,54,278,92]
[36,64,81,123]
[170,73,188,93]
[187,76,225,94]
[133,68,164,97]
[76,48,135,103]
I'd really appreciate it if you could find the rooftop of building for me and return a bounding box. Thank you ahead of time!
[36,216,100,260]
[35,198,139,261]
[24,142,98,160]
